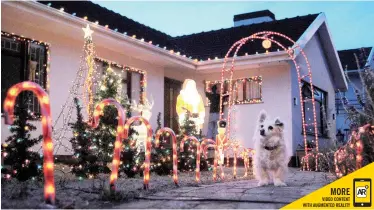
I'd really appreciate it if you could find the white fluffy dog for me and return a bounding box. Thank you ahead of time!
[253,110,288,187]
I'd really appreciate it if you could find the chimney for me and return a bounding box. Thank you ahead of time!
[234,10,275,27]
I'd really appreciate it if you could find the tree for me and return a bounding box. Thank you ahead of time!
[1,102,42,181]
[68,98,100,178]
[333,48,374,175]
[177,113,209,172]
[92,66,136,176]
[151,112,173,175]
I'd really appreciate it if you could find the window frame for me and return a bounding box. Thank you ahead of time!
[94,57,147,104]
[301,81,328,137]
[1,31,50,118]
[204,76,263,106]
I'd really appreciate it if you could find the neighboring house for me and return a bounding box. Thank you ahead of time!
[1,1,347,156]
[335,47,374,142]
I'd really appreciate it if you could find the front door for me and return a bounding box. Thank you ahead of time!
[164,77,182,133]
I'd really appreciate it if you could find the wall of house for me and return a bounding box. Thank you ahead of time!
[335,73,363,134]
[290,34,337,154]
[195,64,293,156]
[1,16,166,155]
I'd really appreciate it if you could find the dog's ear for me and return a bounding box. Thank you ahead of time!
[275,118,284,128]
[258,110,267,123]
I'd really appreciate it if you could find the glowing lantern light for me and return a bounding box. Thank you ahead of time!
[262,39,272,49]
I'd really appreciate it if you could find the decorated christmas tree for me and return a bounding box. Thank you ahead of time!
[177,113,209,172]
[68,98,100,178]
[1,102,42,181]
[92,65,135,174]
[151,112,173,175]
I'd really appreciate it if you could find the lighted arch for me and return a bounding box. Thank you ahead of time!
[219,31,319,171]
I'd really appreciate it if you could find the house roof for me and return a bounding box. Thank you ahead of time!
[38,1,179,51]
[337,47,372,70]
[40,1,319,61]
[172,14,319,60]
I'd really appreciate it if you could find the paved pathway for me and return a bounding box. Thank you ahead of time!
[114,168,335,209]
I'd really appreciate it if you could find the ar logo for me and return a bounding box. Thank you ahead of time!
[356,186,369,198]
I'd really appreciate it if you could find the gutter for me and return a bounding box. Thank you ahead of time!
[4,1,197,69]
[3,1,321,74]
[196,51,290,72]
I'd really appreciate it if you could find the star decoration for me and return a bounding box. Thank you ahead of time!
[82,24,93,39]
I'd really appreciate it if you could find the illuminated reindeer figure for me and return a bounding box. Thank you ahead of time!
[131,96,154,152]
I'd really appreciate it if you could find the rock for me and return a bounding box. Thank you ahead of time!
[62,201,75,209]
[37,203,56,209]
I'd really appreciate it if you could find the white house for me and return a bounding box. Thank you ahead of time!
[335,47,374,142]
[1,1,348,157]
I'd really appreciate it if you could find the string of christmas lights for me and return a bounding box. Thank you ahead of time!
[50,25,100,155]
[43,2,282,63]
[82,25,97,121]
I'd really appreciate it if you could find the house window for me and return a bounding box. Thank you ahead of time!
[95,58,146,104]
[96,61,132,99]
[1,32,49,115]
[302,82,328,136]
[205,76,263,105]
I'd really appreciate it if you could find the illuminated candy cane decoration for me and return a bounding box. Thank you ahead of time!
[123,116,153,189]
[201,138,221,181]
[155,127,178,186]
[180,136,201,182]
[201,143,224,181]
[203,144,218,181]
[200,138,215,154]
[3,82,55,204]
[91,98,126,193]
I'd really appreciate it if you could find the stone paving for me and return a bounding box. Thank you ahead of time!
[114,168,336,209]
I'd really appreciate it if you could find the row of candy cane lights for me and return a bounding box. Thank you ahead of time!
[3,81,254,205]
